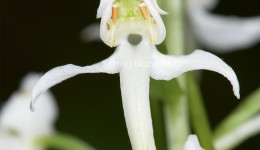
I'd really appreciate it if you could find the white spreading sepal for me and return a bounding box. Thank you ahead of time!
[31,52,119,111]
[150,47,240,99]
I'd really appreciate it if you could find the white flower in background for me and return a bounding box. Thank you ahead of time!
[81,23,101,43]
[184,135,204,150]
[187,0,260,52]
[0,73,58,150]
[31,0,239,149]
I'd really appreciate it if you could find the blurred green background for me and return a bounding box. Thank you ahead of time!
[1,0,259,149]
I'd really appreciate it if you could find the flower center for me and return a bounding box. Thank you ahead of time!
[104,0,159,47]
[115,0,143,20]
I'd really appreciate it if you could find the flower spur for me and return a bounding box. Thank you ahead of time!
[30,0,240,149]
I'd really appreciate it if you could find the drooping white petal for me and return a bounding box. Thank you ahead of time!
[145,0,168,15]
[0,73,58,150]
[99,0,114,46]
[118,39,156,150]
[215,115,260,150]
[31,52,119,111]
[189,10,260,52]
[144,0,166,44]
[150,48,240,98]
[96,0,114,18]
[184,135,204,150]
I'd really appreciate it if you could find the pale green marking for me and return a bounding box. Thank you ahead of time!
[114,0,144,20]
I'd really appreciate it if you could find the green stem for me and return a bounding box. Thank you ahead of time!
[162,0,190,149]
[161,0,215,149]
[165,0,215,149]
[36,133,95,150]
[163,80,189,150]
[165,0,185,55]
[214,87,260,139]
[187,73,215,150]
[150,94,168,150]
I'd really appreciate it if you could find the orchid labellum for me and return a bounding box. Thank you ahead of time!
[30,0,239,149]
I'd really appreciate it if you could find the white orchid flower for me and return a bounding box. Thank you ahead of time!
[187,0,260,52]
[31,0,239,149]
[184,135,204,150]
[0,73,58,150]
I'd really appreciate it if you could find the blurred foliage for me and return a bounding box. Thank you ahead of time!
[37,133,96,150]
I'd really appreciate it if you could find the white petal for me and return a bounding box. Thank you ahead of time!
[96,0,114,18]
[145,0,168,15]
[80,23,101,42]
[0,73,58,140]
[215,115,260,150]
[184,135,204,150]
[150,48,240,98]
[144,0,166,44]
[31,52,119,111]
[99,0,114,46]
[190,10,260,52]
[118,40,156,150]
